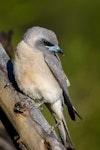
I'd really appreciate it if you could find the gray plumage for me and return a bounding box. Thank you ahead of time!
[14,26,80,149]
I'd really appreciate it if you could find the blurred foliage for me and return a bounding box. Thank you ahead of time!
[0,0,100,149]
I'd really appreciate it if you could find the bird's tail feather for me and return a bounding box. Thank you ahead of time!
[46,101,74,149]
[63,89,82,121]
[73,106,82,120]
[56,115,74,150]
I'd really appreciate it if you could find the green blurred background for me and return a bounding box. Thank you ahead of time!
[0,0,100,149]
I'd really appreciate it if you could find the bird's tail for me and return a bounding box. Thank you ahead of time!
[48,100,74,150]
[57,114,74,150]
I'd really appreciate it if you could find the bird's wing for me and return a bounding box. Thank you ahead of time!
[43,52,75,120]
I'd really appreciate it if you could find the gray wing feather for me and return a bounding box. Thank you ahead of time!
[44,53,69,89]
[43,52,75,120]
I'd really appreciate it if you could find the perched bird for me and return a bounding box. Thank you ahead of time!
[14,26,80,149]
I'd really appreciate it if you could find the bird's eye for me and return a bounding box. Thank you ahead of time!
[43,39,54,47]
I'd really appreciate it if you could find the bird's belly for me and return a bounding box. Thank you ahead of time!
[15,68,62,103]
[16,75,62,103]
[34,73,62,103]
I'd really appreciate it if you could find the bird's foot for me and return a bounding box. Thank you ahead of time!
[32,99,45,110]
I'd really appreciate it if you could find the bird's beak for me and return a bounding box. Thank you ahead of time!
[48,45,64,55]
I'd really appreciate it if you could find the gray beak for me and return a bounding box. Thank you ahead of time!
[48,45,64,55]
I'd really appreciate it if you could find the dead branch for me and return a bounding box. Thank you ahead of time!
[0,30,13,58]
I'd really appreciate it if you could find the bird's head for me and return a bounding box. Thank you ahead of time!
[23,26,64,55]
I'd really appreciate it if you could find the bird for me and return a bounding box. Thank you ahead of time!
[14,26,81,149]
